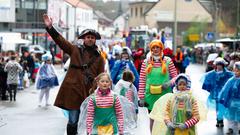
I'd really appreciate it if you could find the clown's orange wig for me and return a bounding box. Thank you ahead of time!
[146,40,167,74]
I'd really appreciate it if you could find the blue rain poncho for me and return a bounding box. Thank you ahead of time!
[36,63,59,90]
[36,54,59,89]
[202,68,233,108]
[219,76,240,122]
[110,60,139,89]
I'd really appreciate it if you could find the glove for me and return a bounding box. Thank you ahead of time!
[138,99,149,107]
[186,111,192,119]
[135,109,139,114]
[162,81,171,90]
[177,123,187,130]
[138,99,145,107]
[166,122,175,129]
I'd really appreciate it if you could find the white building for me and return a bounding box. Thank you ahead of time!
[48,0,98,42]
[113,11,129,37]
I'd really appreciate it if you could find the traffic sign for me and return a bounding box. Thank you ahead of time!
[206,32,214,41]
[189,34,199,41]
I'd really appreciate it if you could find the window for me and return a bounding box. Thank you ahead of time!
[16,0,21,8]
[140,7,143,16]
[135,7,138,17]
[21,0,47,9]
[131,8,133,17]
[22,1,33,9]
[86,12,89,22]
[37,0,47,9]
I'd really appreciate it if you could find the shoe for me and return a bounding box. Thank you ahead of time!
[226,128,233,135]
[45,104,51,106]
[238,130,240,134]
[67,124,78,135]
[2,97,8,101]
[38,104,42,107]
[216,120,224,127]
[219,122,224,127]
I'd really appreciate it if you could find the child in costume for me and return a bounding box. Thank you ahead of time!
[219,61,240,134]
[202,57,233,127]
[32,59,41,83]
[111,47,139,89]
[85,73,124,135]
[78,72,137,135]
[114,70,138,113]
[138,40,178,131]
[36,54,59,107]
[228,52,240,71]
[150,74,201,135]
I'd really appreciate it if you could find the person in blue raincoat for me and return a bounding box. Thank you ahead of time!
[202,57,233,127]
[111,47,139,89]
[219,61,240,134]
[36,54,59,107]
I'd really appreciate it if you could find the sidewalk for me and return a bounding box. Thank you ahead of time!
[0,65,67,135]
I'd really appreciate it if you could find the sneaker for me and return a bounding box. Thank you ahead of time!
[216,120,224,128]
[219,120,224,127]
[226,128,233,135]
[45,104,51,107]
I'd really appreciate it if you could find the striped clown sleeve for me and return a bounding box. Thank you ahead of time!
[86,98,95,134]
[115,97,124,134]
[138,61,147,99]
[184,98,200,128]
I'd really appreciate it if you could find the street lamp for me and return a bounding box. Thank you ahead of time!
[173,0,177,54]
[237,0,240,37]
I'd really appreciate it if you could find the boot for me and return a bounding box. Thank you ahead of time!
[9,92,12,101]
[216,120,224,127]
[67,124,78,135]
[226,128,233,135]
[13,90,16,101]
[2,95,7,100]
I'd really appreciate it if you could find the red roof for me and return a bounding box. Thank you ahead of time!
[64,0,92,9]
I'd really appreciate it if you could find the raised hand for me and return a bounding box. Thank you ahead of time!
[42,14,53,29]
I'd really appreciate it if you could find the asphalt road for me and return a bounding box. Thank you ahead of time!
[0,64,234,135]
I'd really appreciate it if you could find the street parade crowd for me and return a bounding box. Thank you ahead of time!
[0,14,240,135]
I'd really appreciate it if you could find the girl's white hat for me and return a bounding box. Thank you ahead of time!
[213,57,228,65]
[175,73,191,90]
[41,54,52,61]
[234,61,240,70]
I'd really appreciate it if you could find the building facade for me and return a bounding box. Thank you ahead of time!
[0,0,98,49]
[128,1,155,28]
[129,0,213,36]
